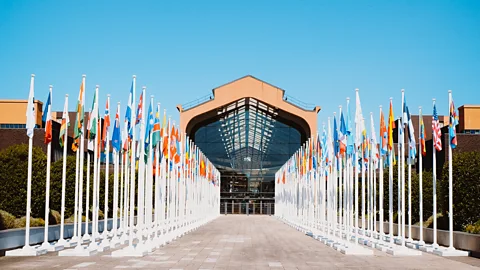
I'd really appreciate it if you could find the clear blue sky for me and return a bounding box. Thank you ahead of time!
[1,0,479,132]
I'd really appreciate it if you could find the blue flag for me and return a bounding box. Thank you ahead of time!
[112,107,121,151]
[42,91,51,124]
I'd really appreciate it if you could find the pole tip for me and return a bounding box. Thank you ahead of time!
[390,97,393,101]
[346,97,350,101]
[401,89,405,92]
[151,95,154,98]
[142,86,146,90]
[49,85,53,88]
[157,102,161,106]
[65,94,69,97]
[107,94,111,97]
[132,75,136,78]
[339,105,342,109]
[370,112,373,115]
[379,105,382,108]
[355,88,359,92]
[433,98,436,101]
[118,101,121,105]
[419,106,422,109]
[448,89,452,93]
[82,74,86,78]
[96,85,100,88]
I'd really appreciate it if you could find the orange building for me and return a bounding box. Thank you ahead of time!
[0,100,43,129]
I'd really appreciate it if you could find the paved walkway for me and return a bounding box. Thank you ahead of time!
[1,215,479,269]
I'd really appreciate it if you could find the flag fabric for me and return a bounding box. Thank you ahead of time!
[59,97,70,147]
[333,115,339,157]
[144,101,154,151]
[339,111,347,156]
[449,99,458,149]
[125,82,133,139]
[346,100,354,155]
[102,98,110,150]
[43,89,52,144]
[387,99,395,151]
[112,105,121,151]
[72,80,85,151]
[405,104,417,162]
[370,113,379,162]
[135,92,143,125]
[380,110,387,156]
[26,77,36,138]
[420,113,426,156]
[87,90,98,150]
[152,105,161,148]
[433,103,442,151]
[355,91,366,148]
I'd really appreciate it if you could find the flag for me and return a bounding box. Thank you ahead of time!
[433,103,442,151]
[387,99,395,151]
[43,89,52,144]
[380,110,387,156]
[26,76,36,138]
[355,90,366,148]
[333,115,339,157]
[87,90,98,150]
[112,105,121,151]
[405,104,417,162]
[346,100,354,155]
[339,111,347,156]
[370,113,379,162]
[125,81,133,139]
[420,113,426,156]
[102,98,110,150]
[152,105,161,148]
[72,80,85,151]
[144,101,154,151]
[321,125,328,163]
[135,92,143,125]
[59,97,70,147]
[449,99,458,149]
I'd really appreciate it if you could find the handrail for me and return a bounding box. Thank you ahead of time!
[283,94,316,111]
[181,94,214,111]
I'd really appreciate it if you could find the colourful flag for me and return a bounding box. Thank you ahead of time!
[102,98,110,150]
[355,91,366,151]
[432,103,442,151]
[26,76,35,138]
[125,81,133,139]
[112,105,121,152]
[144,101,154,152]
[333,115,339,157]
[420,113,426,156]
[87,90,98,150]
[380,110,387,156]
[370,113,379,162]
[387,99,395,151]
[339,111,347,156]
[72,80,85,151]
[405,104,417,162]
[135,92,143,125]
[43,89,52,144]
[59,96,70,148]
[449,99,458,149]
[152,104,161,148]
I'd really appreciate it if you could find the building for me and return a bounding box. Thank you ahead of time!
[177,75,320,214]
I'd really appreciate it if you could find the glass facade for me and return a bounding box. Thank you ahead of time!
[192,97,304,213]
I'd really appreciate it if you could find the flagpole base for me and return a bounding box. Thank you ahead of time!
[6,245,46,256]
[340,245,374,255]
[387,246,422,256]
[40,241,64,252]
[58,245,97,256]
[111,245,148,257]
[433,247,469,257]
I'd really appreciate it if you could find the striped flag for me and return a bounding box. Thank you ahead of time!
[420,113,426,156]
[59,96,69,148]
[449,99,458,149]
[152,104,161,148]
[432,103,442,151]
[135,92,143,125]
[102,98,110,150]
[112,105,121,152]
[43,88,52,144]
[380,109,387,156]
[72,80,85,151]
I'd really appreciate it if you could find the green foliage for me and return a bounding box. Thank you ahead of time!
[440,151,480,231]
[14,216,45,228]
[0,144,47,218]
[464,220,480,234]
[0,210,16,230]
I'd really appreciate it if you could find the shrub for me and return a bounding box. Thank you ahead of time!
[50,210,61,225]
[14,216,45,228]
[440,151,480,231]
[464,220,480,234]
[0,144,47,218]
[0,210,16,230]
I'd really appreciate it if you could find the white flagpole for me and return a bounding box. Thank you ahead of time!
[75,76,87,251]
[129,76,137,247]
[397,112,402,243]
[447,90,454,251]
[102,95,111,242]
[111,102,121,246]
[84,149,91,242]
[361,118,366,241]
[22,74,36,253]
[41,85,53,251]
[418,106,425,245]
[432,98,438,248]
[58,94,69,247]
[119,144,124,236]
[87,85,100,251]
[379,106,384,239]
[138,86,146,237]
[401,89,406,247]
[154,103,161,235]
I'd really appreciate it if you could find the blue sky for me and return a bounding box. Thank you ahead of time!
[0,0,479,132]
